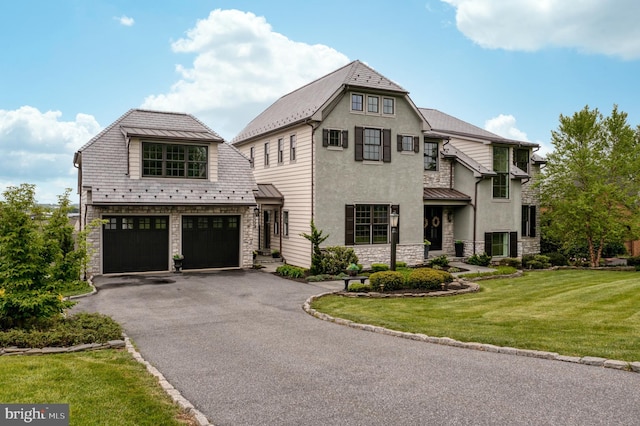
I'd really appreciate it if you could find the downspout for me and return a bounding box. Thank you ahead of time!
[305,120,317,219]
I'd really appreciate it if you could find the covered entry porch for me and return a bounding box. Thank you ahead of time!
[423,187,471,258]
[253,183,284,256]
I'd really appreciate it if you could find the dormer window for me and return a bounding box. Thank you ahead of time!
[142,142,207,179]
[367,95,379,113]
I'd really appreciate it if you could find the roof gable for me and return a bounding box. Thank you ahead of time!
[232,60,408,143]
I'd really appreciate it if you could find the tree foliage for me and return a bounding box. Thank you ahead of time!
[538,105,640,267]
[0,185,79,329]
[300,220,329,275]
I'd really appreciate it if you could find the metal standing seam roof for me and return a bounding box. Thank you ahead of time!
[120,126,222,142]
[253,184,284,201]
[232,60,408,144]
[423,188,471,202]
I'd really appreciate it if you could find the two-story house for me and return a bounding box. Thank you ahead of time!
[74,109,256,275]
[232,60,544,268]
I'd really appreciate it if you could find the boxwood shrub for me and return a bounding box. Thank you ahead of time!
[407,268,452,290]
[371,263,390,272]
[348,283,372,293]
[276,264,306,278]
[369,271,405,292]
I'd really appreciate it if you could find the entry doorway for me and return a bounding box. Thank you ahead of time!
[424,206,443,250]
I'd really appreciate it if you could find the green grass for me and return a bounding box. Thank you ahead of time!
[312,269,640,362]
[0,350,193,425]
[59,281,94,297]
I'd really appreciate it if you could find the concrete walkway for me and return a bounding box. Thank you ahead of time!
[74,270,640,426]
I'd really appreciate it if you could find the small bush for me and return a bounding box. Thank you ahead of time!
[305,274,333,282]
[407,268,452,290]
[522,254,551,269]
[545,252,568,266]
[371,263,390,272]
[276,264,306,278]
[467,252,492,266]
[369,271,405,292]
[626,256,640,267]
[348,283,372,293]
[498,258,521,268]
[319,246,359,275]
[0,313,122,348]
[429,255,449,268]
[396,261,407,268]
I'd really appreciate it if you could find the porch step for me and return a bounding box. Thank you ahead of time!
[254,254,284,264]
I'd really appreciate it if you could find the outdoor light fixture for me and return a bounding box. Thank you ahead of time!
[254,206,260,217]
[390,211,399,271]
[447,210,453,222]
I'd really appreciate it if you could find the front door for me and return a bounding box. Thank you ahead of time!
[424,206,443,250]
[263,210,271,249]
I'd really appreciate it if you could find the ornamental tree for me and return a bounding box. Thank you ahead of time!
[538,105,640,267]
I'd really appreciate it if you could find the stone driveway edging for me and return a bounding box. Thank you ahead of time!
[1,340,126,356]
[303,287,640,375]
[123,334,213,426]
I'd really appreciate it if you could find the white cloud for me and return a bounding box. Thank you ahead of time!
[116,16,135,27]
[485,114,552,156]
[0,106,102,203]
[142,9,350,139]
[485,114,529,141]
[441,0,640,59]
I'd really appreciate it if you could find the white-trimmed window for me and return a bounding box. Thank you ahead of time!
[351,93,364,111]
[264,142,270,166]
[289,135,296,161]
[283,211,289,237]
[277,138,284,164]
[322,129,348,148]
[367,95,379,113]
[249,146,255,168]
[355,204,389,244]
[383,97,395,115]
[493,146,509,198]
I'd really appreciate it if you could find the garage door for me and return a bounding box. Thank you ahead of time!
[103,216,169,273]
[181,215,240,269]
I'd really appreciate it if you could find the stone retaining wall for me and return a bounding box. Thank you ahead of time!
[1,340,125,356]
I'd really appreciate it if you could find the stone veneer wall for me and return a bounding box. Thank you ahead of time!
[520,165,542,255]
[352,244,424,269]
[82,193,255,277]
[423,158,454,187]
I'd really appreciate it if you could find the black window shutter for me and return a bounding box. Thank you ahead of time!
[383,129,392,162]
[355,127,363,161]
[391,204,400,243]
[484,233,492,256]
[342,130,348,148]
[521,206,528,237]
[345,205,355,245]
[397,134,403,152]
[322,129,329,147]
[530,206,536,237]
[510,232,518,258]
[413,136,420,153]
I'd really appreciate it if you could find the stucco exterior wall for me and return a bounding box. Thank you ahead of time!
[313,92,425,266]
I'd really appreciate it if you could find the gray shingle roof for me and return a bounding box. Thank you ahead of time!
[77,109,255,206]
[420,108,538,147]
[232,60,407,143]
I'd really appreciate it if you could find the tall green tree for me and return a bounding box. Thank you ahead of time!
[538,105,640,266]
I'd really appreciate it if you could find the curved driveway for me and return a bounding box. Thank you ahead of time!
[75,270,640,425]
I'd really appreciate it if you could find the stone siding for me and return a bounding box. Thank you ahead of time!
[352,244,424,268]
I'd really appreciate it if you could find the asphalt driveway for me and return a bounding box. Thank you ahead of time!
[74,270,640,425]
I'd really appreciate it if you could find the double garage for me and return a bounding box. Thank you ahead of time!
[102,215,241,274]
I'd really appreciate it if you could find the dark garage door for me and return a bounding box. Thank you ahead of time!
[103,216,169,273]
[182,215,240,269]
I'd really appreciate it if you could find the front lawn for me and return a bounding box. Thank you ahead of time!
[312,269,640,362]
[0,350,195,425]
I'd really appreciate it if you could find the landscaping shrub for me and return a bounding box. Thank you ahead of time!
[522,254,551,269]
[319,246,359,275]
[371,263,389,272]
[545,252,569,266]
[396,261,407,268]
[407,268,452,290]
[369,271,405,292]
[275,264,306,278]
[626,256,640,267]
[467,252,492,266]
[498,258,521,268]
[305,274,333,282]
[429,254,449,268]
[0,313,122,348]
[348,283,372,293]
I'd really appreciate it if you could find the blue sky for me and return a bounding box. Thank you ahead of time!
[1,0,639,203]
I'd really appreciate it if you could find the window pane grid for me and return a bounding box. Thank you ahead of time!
[367,96,379,113]
[142,143,207,179]
[402,136,413,151]
[354,205,389,244]
[352,94,363,111]
[383,98,394,114]
[364,128,381,161]
[424,141,438,171]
